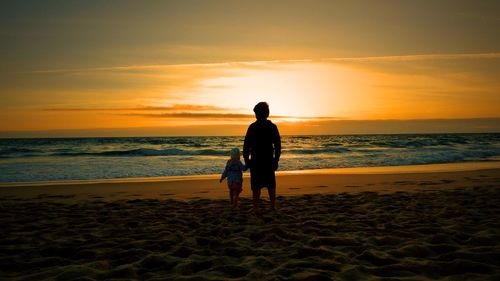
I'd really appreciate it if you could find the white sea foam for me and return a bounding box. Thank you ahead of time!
[0,134,499,182]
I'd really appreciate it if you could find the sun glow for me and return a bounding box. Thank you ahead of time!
[185,62,373,119]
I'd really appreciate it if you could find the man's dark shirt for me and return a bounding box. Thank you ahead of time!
[243,119,281,189]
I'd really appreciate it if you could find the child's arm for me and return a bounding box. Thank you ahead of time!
[220,174,226,183]
[239,161,248,171]
[220,161,229,183]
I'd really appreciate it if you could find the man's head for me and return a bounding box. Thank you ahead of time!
[253,102,270,120]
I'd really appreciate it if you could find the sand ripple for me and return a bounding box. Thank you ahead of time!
[1,186,500,280]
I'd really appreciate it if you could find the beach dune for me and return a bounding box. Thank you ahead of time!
[1,163,499,280]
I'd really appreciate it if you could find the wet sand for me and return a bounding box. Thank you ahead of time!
[1,164,499,280]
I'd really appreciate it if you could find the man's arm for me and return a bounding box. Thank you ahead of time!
[243,126,252,168]
[273,124,281,169]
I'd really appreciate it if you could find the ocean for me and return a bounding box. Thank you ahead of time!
[1,133,499,183]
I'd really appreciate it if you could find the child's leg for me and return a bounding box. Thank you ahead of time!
[228,188,234,204]
[233,191,241,208]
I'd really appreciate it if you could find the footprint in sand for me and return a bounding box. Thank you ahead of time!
[47,194,75,199]
[394,181,417,185]
[440,179,455,184]
[418,180,455,185]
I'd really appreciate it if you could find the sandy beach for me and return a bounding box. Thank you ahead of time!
[1,163,499,280]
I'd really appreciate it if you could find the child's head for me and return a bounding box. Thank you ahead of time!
[230,147,241,160]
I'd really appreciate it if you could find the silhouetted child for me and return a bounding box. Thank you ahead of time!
[220,148,248,209]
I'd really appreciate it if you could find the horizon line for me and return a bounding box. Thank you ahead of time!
[1,117,500,139]
[0,130,500,140]
[2,131,500,140]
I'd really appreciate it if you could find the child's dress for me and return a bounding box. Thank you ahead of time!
[222,159,247,192]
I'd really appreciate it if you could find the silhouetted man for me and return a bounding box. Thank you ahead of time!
[243,102,281,212]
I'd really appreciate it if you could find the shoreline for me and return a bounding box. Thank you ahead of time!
[1,161,499,188]
[1,162,499,202]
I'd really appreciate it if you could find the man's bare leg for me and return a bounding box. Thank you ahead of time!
[252,189,261,212]
[268,188,276,210]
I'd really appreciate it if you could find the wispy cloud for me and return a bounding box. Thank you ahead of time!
[127,112,337,120]
[43,104,229,112]
[322,52,500,62]
[27,52,500,75]
[26,60,293,74]
[129,112,254,119]
[43,105,338,121]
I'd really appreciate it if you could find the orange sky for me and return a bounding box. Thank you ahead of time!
[1,1,499,137]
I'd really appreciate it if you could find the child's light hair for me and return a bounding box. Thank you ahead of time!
[230,148,241,160]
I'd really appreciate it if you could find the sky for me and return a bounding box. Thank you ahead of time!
[1,0,499,137]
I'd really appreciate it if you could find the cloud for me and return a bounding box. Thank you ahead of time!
[43,104,338,120]
[127,112,337,121]
[129,112,254,119]
[322,52,500,62]
[44,104,338,120]
[26,61,274,74]
[43,104,230,112]
[26,52,500,75]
